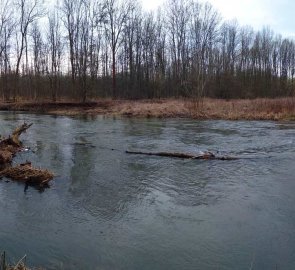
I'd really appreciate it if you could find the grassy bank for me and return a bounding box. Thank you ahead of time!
[0,98,294,120]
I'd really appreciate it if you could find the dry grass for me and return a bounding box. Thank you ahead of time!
[197,97,295,120]
[6,263,30,270]
[115,99,190,118]
[0,163,54,186]
[1,253,44,270]
[0,97,294,120]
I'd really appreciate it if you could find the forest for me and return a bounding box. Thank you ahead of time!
[0,0,295,102]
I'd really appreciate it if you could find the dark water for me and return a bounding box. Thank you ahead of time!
[0,113,295,270]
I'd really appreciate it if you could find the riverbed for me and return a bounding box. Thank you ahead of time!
[0,112,294,269]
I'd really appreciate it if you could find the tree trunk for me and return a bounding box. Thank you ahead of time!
[112,49,117,98]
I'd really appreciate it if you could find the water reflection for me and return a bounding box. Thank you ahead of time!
[0,113,294,270]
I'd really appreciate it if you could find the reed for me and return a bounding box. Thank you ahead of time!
[0,252,43,270]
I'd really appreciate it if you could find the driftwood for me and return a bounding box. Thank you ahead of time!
[126,150,237,160]
[0,123,54,187]
[0,123,33,164]
[0,123,33,148]
[11,122,33,146]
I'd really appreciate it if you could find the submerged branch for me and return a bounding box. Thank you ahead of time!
[126,150,237,160]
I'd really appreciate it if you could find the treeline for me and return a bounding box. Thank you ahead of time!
[0,0,295,102]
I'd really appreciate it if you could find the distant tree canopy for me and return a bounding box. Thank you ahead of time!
[0,0,294,101]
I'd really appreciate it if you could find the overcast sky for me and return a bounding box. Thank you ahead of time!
[141,0,295,38]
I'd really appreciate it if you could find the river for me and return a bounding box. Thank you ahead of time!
[0,112,294,270]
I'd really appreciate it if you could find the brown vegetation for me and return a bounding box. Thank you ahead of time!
[1,162,54,187]
[0,123,54,187]
[0,98,294,120]
[0,252,43,270]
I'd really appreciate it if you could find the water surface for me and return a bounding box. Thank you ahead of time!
[0,113,294,270]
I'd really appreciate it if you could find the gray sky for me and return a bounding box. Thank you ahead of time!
[141,0,295,38]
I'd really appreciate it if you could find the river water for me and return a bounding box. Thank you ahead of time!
[0,112,294,270]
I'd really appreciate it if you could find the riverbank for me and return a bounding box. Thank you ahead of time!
[0,98,294,120]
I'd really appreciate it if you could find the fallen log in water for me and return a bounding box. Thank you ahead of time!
[0,123,33,164]
[0,123,54,188]
[11,122,33,146]
[126,150,237,160]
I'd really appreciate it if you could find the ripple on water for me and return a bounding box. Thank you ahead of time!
[0,115,295,270]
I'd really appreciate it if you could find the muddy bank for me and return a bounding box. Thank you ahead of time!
[0,98,294,120]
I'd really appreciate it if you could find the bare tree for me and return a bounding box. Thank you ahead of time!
[0,0,15,100]
[15,0,44,76]
[47,4,63,101]
[189,2,220,107]
[31,22,43,99]
[77,0,91,102]
[13,0,44,101]
[61,0,82,88]
[0,0,293,102]
[103,0,133,98]
[165,0,191,95]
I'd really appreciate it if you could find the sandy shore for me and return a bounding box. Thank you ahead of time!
[0,98,294,120]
